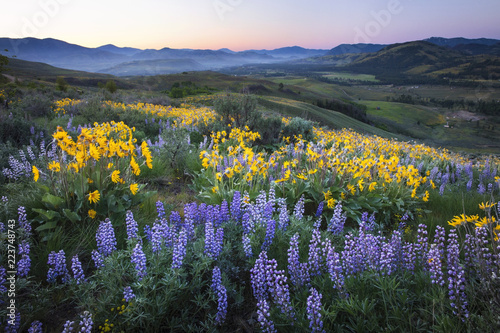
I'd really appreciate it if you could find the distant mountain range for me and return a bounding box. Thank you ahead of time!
[1,37,499,76]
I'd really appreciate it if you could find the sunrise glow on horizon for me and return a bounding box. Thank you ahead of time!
[2,0,500,51]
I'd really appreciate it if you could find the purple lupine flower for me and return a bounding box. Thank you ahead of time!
[293,195,305,220]
[123,286,135,303]
[17,240,31,277]
[341,233,364,277]
[18,206,31,236]
[71,255,86,284]
[143,225,153,242]
[325,241,344,291]
[211,266,227,325]
[125,210,139,241]
[466,179,473,192]
[1,195,7,203]
[307,288,325,333]
[402,242,416,272]
[250,251,294,319]
[62,320,75,333]
[308,229,323,276]
[96,219,117,257]
[447,229,469,320]
[230,191,243,221]
[78,311,93,333]
[262,218,276,251]
[328,202,346,235]
[241,211,254,234]
[156,201,166,219]
[427,244,444,286]
[131,242,147,280]
[242,234,253,258]
[172,228,188,269]
[91,249,104,269]
[28,320,42,333]
[474,226,493,279]
[47,250,70,283]
[257,299,276,333]
[183,202,197,240]
[277,198,289,231]
[477,182,486,195]
[5,312,21,333]
[220,200,230,224]
[0,222,4,233]
[0,266,7,293]
[415,223,429,265]
[170,211,183,232]
[315,201,324,217]
[287,233,310,288]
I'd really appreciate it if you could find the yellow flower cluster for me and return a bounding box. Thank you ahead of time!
[102,101,215,128]
[42,121,149,200]
[448,202,499,241]
[53,98,82,115]
[52,98,216,128]
[200,126,461,203]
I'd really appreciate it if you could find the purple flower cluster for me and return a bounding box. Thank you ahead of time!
[324,241,344,291]
[277,198,289,231]
[242,234,253,258]
[230,191,243,221]
[96,219,117,257]
[91,250,104,269]
[447,229,469,320]
[17,240,31,277]
[71,255,86,284]
[251,251,294,320]
[328,202,346,235]
[0,266,7,293]
[293,195,305,221]
[211,266,227,325]
[125,210,139,241]
[131,242,147,280]
[123,286,135,302]
[287,233,310,288]
[307,288,325,333]
[28,320,43,333]
[18,206,31,236]
[262,218,276,251]
[172,229,188,269]
[205,220,224,260]
[47,250,70,283]
[308,229,323,277]
[78,311,93,333]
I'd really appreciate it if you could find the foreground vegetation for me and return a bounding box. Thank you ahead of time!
[0,76,500,332]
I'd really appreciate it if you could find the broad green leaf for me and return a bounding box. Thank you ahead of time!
[35,221,58,231]
[41,193,65,209]
[63,209,81,223]
[32,208,60,221]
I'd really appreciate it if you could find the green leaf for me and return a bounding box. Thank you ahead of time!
[63,209,81,223]
[32,208,60,221]
[35,221,58,231]
[41,193,65,209]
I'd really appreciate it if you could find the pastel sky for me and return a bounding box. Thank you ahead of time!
[2,0,500,51]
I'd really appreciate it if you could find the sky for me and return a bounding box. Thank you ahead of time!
[2,0,500,51]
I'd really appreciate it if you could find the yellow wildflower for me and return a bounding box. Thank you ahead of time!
[88,209,97,219]
[130,183,139,195]
[32,165,39,182]
[88,190,100,204]
[111,170,121,184]
[48,161,61,172]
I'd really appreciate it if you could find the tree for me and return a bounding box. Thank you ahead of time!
[56,76,68,92]
[105,79,118,94]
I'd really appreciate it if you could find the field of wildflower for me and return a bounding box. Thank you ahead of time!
[0,88,499,332]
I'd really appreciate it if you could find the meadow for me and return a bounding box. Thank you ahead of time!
[0,80,499,332]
